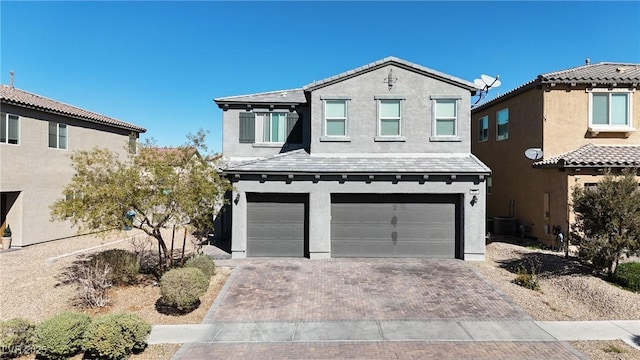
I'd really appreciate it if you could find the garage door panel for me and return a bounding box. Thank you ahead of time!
[247,196,306,257]
[331,194,458,258]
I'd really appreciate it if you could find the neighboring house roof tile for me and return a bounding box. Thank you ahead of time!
[533,144,640,168]
[303,56,479,92]
[214,88,306,105]
[0,85,146,133]
[226,149,491,174]
[472,62,640,112]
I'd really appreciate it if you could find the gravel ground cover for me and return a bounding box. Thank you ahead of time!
[2,233,639,359]
[469,238,640,359]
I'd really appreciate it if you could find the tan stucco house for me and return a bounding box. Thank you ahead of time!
[215,57,490,260]
[0,84,146,247]
[471,61,640,246]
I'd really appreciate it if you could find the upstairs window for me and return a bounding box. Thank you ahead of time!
[324,99,348,137]
[261,112,287,143]
[1,113,19,145]
[434,99,457,136]
[479,115,488,142]
[49,122,67,149]
[590,92,631,127]
[378,99,402,137]
[496,108,509,141]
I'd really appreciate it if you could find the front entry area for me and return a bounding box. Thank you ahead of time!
[331,194,460,258]
[246,193,309,257]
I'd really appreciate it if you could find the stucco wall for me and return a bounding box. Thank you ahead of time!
[310,65,472,154]
[230,177,487,261]
[472,88,545,237]
[0,104,136,247]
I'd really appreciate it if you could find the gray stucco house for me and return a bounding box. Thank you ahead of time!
[214,57,490,260]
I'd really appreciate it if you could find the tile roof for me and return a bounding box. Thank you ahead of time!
[214,88,306,105]
[0,85,146,133]
[226,149,491,174]
[472,62,640,112]
[303,56,479,92]
[533,144,640,168]
[214,57,479,106]
[539,62,640,84]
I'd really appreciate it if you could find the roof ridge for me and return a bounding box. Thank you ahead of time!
[215,88,303,101]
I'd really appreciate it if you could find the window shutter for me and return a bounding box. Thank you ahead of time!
[0,112,6,142]
[239,112,255,143]
[286,112,302,144]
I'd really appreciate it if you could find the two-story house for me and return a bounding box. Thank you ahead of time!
[1,84,146,247]
[214,57,490,260]
[471,61,640,246]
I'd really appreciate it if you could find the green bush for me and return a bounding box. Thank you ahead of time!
[32,312,91,359]
[0,317,35,358]
[89,249,140,285]
[83,313,151,359]
[185,254,216,278]
[512,256,541,291]
[160,267,209,311]
[614,262,640,292]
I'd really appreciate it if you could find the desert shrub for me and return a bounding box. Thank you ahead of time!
[83,313,151,359]
[75,262,112,308]
[159,267,209,311]
[613,262,640,292]
[32,312,91,359]
[512,256,541,291]
[0,317,35,358]
[185,254,216,278]
[89,249,140,285]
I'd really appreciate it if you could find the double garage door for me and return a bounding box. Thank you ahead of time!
[246,193,459,258]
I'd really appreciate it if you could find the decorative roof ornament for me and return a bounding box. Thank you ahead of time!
[384,69,398,90]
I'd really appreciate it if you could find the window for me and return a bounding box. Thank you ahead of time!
[434,99,457,136]
[49,122,67,149]
[496,108,509,141]
[260,112,287,143]
[378,99,401,136]
[324,99,347,137]
[479,115,489,142]
[1,113,19,145]
[487,176,492,195]
[590,92,631,127]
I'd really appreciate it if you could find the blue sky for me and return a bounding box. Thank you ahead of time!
[2,1,639,153]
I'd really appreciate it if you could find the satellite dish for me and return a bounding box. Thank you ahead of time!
[525,148,544,160]
[480,74,502,88]
[472,74,502,105]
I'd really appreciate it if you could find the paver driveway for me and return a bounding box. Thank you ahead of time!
[173,257,586,359]
[205,258,529,322]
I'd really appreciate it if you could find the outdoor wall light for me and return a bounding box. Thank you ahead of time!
[470,195,478,206]
[234,193,240,204]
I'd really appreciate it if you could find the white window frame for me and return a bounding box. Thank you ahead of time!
[496,108,509,141]
[1,113,19,145]
[430,95,461,141]
[587,89,635,134]
[374,96,405,141]
[320,96,350,141]
[260,112,287,143]
[49,122,68,149]
[479,115,489,142]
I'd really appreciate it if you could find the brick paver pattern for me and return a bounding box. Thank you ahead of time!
[209,258,529,322]
[177,341,585,360]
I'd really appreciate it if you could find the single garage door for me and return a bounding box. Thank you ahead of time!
[247,193,308,257]
[331,194,459,258]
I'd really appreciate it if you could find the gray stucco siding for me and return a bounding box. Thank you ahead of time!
[229,177,486,260]
[310,65,472,154]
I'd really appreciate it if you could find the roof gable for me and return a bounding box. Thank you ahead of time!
[303,56,479,93]
[472,62,640,112]
[0,85,146,133]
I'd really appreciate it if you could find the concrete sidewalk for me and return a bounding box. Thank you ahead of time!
[148,320,640,349]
